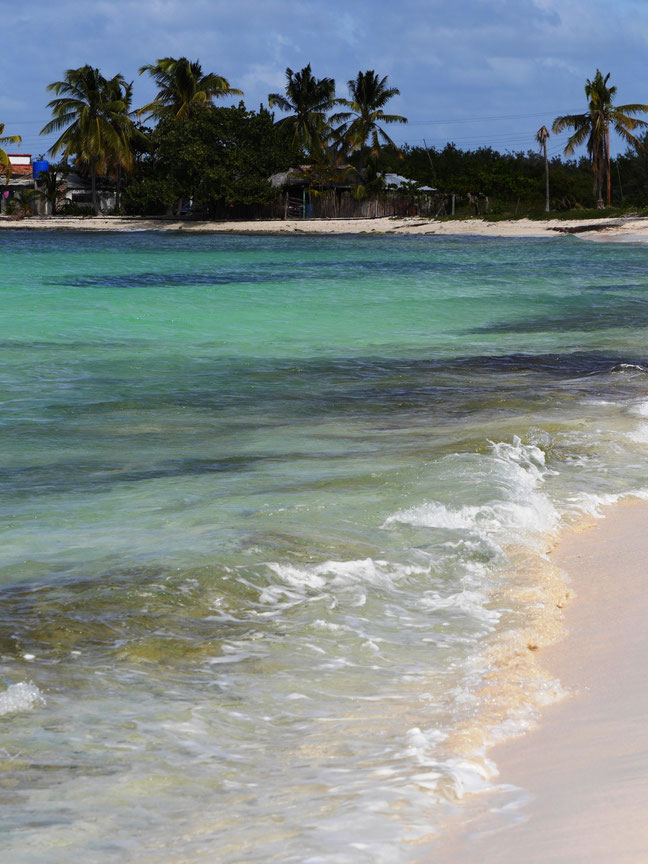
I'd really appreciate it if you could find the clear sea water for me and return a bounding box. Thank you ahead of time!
[3,230,648,862]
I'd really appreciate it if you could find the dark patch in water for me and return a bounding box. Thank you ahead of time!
[0,456,262,495]
[2,352,646,501]
[472,298,648,334]
[50,257,549,289]
[0,563,273,668]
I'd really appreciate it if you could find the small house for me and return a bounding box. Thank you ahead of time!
[0,154,47,215]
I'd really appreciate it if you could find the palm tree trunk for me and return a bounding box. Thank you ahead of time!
[116,163,122,212]
[606,121,611,206]
[91,157,99,216]
[357,150,366,181]
[595,151,604,209]
[543,140,550,212]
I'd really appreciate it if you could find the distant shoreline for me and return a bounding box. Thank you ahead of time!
[3,214,648,240]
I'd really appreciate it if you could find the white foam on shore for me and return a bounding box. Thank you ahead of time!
[266,557,422,590]
[384,437,559,542]
[0,682,45,716]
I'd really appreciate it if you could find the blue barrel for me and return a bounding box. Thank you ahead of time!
[32,160,49,179]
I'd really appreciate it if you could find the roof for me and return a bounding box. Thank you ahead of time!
[5,163,33,176]
[4,154,32,176]
[269,165,362,189]
[0,175,35,186]
[7,165,32,176]
[383,172,435,192]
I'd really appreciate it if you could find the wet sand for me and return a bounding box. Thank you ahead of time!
[3,213,648,239]
[432,499,648,863]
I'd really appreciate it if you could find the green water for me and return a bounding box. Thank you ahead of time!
[2,231,648,863]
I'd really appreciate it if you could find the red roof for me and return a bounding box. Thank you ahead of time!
[7,153,32,177]
[5,154,33,176]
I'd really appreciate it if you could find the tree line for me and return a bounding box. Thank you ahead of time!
[2,61,648,218]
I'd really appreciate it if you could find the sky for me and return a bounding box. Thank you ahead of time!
[3,0,648,161]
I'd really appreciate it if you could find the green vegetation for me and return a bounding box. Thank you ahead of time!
[553,70,648,208]
[268,64,338,159]
[333,71,407,176]
[122,104,299,217]
[139,57,242,121]
[0,123,22,177]
[2,61,644,219]
[40,66,139,214]
[37,164,69,214]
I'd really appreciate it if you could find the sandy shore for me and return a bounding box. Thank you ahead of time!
[3,213,648,239]
[432,499,648,863]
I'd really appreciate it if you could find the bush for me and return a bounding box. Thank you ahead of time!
[60,200,94,216]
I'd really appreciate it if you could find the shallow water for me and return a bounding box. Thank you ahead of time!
[3,231,648,862]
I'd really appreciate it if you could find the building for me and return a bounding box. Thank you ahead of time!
[0,154,47,215]
[268,166,438,219]
[1,155,116,215]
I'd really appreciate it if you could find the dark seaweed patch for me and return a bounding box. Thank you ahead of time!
[472,298,648,334]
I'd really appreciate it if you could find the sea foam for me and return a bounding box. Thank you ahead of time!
[384,437,559,543]
[0,682,45,716]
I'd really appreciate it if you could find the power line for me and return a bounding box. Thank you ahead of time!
[2,107,584,128]
[404,109,582,126]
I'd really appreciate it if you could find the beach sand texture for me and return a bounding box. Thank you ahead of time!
[432,500,648,863]
[4,213,648,239]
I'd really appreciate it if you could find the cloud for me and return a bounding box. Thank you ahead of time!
[3,0,648,156]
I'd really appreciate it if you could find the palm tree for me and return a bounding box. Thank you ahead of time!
[268,64,338,158]
[139,57,242,121]
[553,70,648,208]
[104,75,144,211]
[536,125,550,212]
[0,123,22,178]
[37,164,69,215]
[40,66,136,215]
[333,71,407,176]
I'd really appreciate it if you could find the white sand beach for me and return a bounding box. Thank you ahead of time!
[4,213,648,239]
[431,499,648,863]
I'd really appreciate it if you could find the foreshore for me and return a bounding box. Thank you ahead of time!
[6,211,647,861]
[3,213,648,239]
[432,499,648,864]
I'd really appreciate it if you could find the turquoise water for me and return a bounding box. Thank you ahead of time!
[3,231,648,862]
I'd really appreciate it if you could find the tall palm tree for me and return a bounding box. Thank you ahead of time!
[553,70,648,208]
[41,66,135,215]
[139,57,242,121]
[0,123,22,178]
[333,71,407,176]
[104,75,145,210]
[536,125,550,212]
[268,64,338,158]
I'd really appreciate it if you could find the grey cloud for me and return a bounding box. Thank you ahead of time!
[3,0,648,157]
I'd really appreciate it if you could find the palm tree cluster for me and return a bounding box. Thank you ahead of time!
[14,58,646,216]
[33,58,406,215]
[37,57,241,215]
[269,65,407,179]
